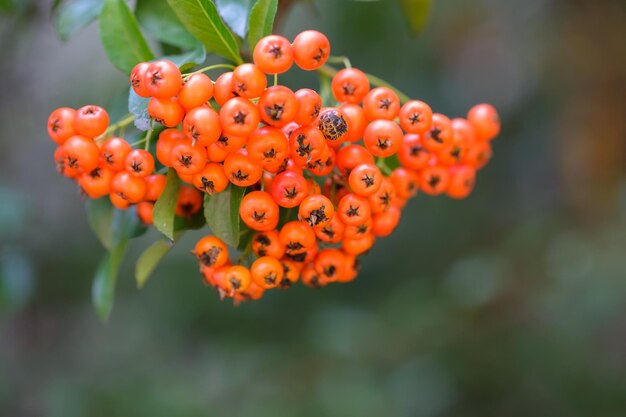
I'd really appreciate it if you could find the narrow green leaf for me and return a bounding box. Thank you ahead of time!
[135,0,200,49]
[128,88,151,131]
[135,239,173,289]
[85,198,146,249]
[247,0,277,50]
[91,242,126,322]
[153,169,181,240]
[174,209,206,232]
[111,204,147,246]
[204,184,246,247]
[85,197,114,251]
[217,0,254,38]
[166,0,243,64]
[99,0,155,73]
[399,0,432,35]
[53,0,103,41]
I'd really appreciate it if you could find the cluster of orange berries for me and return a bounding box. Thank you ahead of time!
[47,30,500,303]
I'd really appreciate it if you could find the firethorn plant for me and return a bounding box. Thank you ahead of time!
[47,0,501,319]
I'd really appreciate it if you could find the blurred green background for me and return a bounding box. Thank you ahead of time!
[1,0,626,416]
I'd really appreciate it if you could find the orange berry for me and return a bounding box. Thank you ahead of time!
[251,256,284,289]
[192,162,228,194]
[337,193,371,226]
[252,230,285,259]
[292,30,330,71]
[467,103,500,141]
[111,171,146,203]
[279,221,316,255]
[399,100,432,134]
[331,68,369,104]
[178,73,213,111]
[194,236,229,268]
[363,119,403,157]
[298,194,335,228]
[348,163,382,197]
[362,87,400,121]
[175,186,203,217]
[253,35,294,74]
[47,107,77,145]
[232,63,267,99]
[223,265,251,293]
[239,191,279,232]
[75,105,109,138]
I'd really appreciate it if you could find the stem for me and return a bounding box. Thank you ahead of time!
[183,63,236,78]
[327,56,352,68]
[144,125,154,151]
[376,157,393,176]
[273,73,278,86]
[365,73,411,104]
[317,64,412,104]
[319,72,332,106]
[102,114,135,137]
[128,137,147,147]
[237,242,252,265]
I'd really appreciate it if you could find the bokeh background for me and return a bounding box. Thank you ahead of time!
[1,0,626,416]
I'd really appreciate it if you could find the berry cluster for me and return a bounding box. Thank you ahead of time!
[47,30,501,303]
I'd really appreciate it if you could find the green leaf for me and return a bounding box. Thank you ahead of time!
[86,198,144,321]
[52,0,103,41]
[217,0,254,38]
[135,0,200,49]
[85,197,114,250]
[91,242,126,322]
[163,46,207,72]
[166,0,243,64]
[85,197,146,249]
[153,169,181,241]
[247,0,277,50]
[135,239,173,289]
[111,204,147,245]
[204,184,246,247]
[99,0,155,73]
[399,0,432,35]
[175,209,206,232]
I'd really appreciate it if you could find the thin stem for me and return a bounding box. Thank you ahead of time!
[102,114,135,138]
[128,137,147,147]
[327,56,352,68]
[365,72,411,103]
[237,242,252,265]
[273,73,278,86]
[376,157,393,176]
[144,124,154,151]
[319,72,332,106]
[183,63,236,78]
[317,64,412,104]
